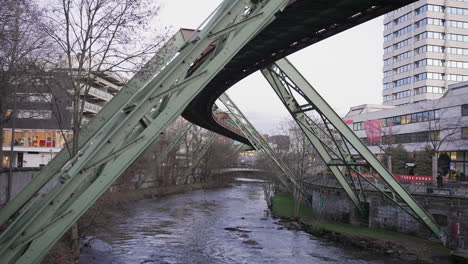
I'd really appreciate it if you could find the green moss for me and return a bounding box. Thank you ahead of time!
[271,192,314,219]
[270,192,450,259]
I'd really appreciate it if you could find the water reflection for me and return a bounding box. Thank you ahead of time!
[81,182,396,264]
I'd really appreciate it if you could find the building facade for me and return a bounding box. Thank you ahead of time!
[383,0,468,106]
[346,81,468,178]
[1,67,124,168]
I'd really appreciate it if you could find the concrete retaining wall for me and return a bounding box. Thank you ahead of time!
[306,183,468,248]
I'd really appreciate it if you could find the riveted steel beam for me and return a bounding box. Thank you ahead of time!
[218,93,295,189]
[261,66,366,214]
[263,58,443,239]
[0,1,291,263]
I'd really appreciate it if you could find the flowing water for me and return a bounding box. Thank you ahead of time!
[80,180,397,264]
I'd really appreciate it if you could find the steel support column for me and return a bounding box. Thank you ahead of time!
[262,58,443,238]
[218,93,297,190]
[0,1,290,262]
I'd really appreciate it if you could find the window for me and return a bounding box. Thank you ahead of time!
[17,110,52,120]
[446,47,468,56]
[384,33,393,42]
[394,38,411,50]
[384,58,392,66]
[394,64,412,74]
[395,12,412,25]
[446,20,468,29]
[17,93,52,103]
[353,122,364,131]
[383,82,393,90]
[415,31,444,41]
[384,46,392,54]
[394,50,412,62]
[415,5,444,15]
[447,74,468,82]
[462,128,468,139]
[462,104,468,116]
[381,110,441,127]
[447,7,468,16]
[394,76,412,87]
[447,33,468,42]
[394,25,413,38]
[415,18,444,28]
[446,61,468,69]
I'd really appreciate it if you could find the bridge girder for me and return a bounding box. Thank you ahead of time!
[0,1,291,262]
[0,0,436,262]
[261,58,444,239]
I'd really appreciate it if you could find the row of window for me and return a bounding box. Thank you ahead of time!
[416,4,444,15]
[17,110,52,120]
[17,93,52,103]
[386,18,468,43]
[413,86,446,95]
[386,45,468,65]
[384,73,468,89]
[385,4,468,30]
[389,90,412,101]
[384,59,468,78]
[352,110,441,131]
[362,131,440,146]
[382,110,441,127]
[385,31,468,53]
[394,63,412,74]
[383,86,446,102]
[385,25,413,41]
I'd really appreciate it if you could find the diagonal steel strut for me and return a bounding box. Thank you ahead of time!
[0,1,291,263]
[262,58,443,238]
[218,93,302,193]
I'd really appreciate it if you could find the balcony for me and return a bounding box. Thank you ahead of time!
[81,86,113,101]
[82,101,103,114]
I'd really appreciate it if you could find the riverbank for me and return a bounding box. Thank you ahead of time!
[270,192,452,264]
[42,177,231,264]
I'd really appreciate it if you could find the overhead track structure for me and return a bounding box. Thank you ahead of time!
[0,0,436,263]
[261,58,444,238]
[218,93,297,188]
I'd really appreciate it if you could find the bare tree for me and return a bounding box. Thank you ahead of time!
[38,0,169,256]
[277,118,317,216]
[0,0,53,168]
[42,0,169,157]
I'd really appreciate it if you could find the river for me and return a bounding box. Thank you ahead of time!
[80,180,397,264]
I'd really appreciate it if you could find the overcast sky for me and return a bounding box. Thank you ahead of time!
[158,0,385,135]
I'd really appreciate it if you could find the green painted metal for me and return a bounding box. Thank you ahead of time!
[261,67,366,214]
[0,28,187,227]
[179,133,218,184]
[218,93,295,189]
[264,58,443,238]
[0,1,291,263]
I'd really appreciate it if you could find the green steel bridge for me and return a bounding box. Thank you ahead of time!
[0,0,446,263]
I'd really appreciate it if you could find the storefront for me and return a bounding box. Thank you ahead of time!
[441,151,468,181]
[2,129,72,148]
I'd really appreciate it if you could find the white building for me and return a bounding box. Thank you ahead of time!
[346,81,468,177]
[383,0,468,106]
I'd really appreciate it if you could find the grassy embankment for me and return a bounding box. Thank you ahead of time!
[271,192,451,263]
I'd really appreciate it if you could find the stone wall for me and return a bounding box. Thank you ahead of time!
[305,183,468,248]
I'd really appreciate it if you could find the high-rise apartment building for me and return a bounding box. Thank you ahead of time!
[383,0,468,106]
